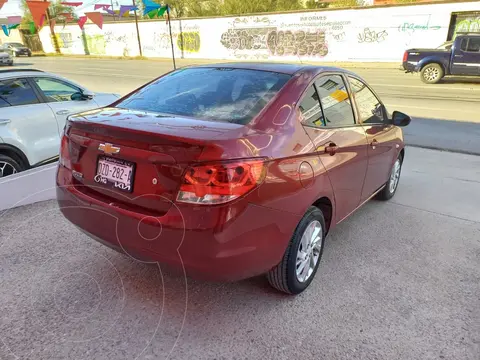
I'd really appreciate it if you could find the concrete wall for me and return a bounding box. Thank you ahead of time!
[38,2,480,62]
[0,29,23,46]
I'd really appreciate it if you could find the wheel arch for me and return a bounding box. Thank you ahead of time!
[419,59,446,74]
[0,144,30,169]
[312,196,333,235]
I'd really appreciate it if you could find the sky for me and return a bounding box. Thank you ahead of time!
[0,0,139,18]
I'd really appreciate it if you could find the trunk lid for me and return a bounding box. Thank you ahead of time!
[66,108,244,215]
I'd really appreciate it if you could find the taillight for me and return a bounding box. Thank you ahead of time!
[403,51,408,62]
[59,134,71,169]
[176,159,266,205]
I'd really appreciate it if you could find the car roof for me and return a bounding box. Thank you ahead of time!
[0,69,87,90]
[190,62,352,76]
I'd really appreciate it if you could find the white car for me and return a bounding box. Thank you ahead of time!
[0,52,13,66]
[0,69,120,177]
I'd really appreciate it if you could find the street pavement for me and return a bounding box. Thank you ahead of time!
[6,56,480,154]
[0,147,479,360]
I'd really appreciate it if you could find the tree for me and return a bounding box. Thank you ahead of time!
[21,0,77,29]
[305,0,330,9]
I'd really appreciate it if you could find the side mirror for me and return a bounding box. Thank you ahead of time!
[81,90,95,100]
[392,111,411,127]
[71,90,94,101]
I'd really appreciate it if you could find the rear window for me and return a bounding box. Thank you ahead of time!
[116,67,291,124]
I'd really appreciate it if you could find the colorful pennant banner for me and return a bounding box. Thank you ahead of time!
[60,2,82,6]
[94,4,110,10]
[26,0,51,28]
[0,0,7,12]
[105,8,115,15]
[77,15,87,29]
[1,25,9,37]
[119,5,137,17]
[7,16,22,25]
[85,12,103,29]
[142,0,162,15]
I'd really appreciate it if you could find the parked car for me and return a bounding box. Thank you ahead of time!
[0,51,13,66]
[57,63,411,294]
[403,32,480,84]
[0,69,120,177]
[0,42,32,57]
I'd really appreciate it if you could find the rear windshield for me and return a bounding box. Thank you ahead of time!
[116,67,291,124]
[8,43,24,47]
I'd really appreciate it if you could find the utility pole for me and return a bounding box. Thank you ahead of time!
[110,0,116,21]
[166,4,176,69]
[132,0,142,56]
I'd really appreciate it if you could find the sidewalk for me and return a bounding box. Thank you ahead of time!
[34,52,401,69]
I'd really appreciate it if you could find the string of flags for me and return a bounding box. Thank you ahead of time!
[0,0,170,36]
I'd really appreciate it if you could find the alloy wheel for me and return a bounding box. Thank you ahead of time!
[389,159,401,193]
[0,161,18,178]
[424,66,440,82]
[296,220,323,283]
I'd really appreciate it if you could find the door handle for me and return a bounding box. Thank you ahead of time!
[454,55,463,58]
[324,142,338,156]
[370,139,378,150]
[56,110,70,115]
[0,119,11,125]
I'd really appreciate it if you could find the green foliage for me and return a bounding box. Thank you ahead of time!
[329,0,363,8]
[305,0,330,9]
[21,0,77,28]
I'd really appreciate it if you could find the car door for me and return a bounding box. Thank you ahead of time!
[0,77,59,165]
[451,37,474,75]
[300,74,369,223]
[30,76,98,134]
[461,37,480,75]
[347,76,398,201]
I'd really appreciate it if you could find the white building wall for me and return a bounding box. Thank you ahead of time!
[38,1,480,62]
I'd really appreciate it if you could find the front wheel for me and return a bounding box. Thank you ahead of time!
[376,155,403,201]
[420,63,444,84]
[267,207,326,295]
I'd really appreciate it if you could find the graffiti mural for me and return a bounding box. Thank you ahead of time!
[85,34,106,55]
[454,17,480,35]
[177,32,201,53]
[221,27,328,58]
[266,30,328,57]
[357,28,388,43]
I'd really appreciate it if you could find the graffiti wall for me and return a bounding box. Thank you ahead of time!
[39,1,480,62]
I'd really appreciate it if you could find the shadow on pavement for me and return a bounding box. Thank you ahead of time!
[441,77,480,85]
[404,116,480,155]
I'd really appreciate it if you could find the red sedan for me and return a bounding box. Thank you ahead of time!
[57,63,411,294]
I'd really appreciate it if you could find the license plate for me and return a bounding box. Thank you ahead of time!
[95,156,135,193]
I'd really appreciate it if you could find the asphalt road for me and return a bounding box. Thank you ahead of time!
[0,147,479,360]
[5,56,480,154]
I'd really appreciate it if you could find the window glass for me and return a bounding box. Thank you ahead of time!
[315,75,355,126]
[116,68,291,125]
[466,38,480,52]
[0,78,39,108]
[34,77,80,102]
[348,77,386,124]
[298,85,324,127]
[460,38,468,51]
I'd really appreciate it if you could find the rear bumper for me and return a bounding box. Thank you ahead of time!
[402,61,419,73]
[56,166,300,281]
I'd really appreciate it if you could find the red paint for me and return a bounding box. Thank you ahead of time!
[57,64,406,282]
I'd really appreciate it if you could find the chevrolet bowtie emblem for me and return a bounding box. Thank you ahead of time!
[98,143,120,155]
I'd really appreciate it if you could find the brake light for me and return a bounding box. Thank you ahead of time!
[403,51,408,62]
[59,134,71,169]
[176,160,266,205]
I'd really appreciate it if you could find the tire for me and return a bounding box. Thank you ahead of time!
[376,154,403,201]
[0,154,24,178]
[420,63,444,84]
[267,206,326,295]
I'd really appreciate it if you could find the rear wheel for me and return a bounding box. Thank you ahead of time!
[420,63,444,84]
[0,154,24,178]
[267,207,326,295]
